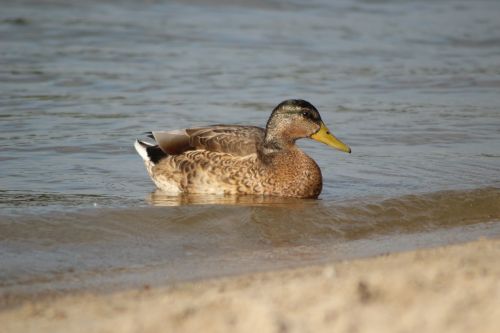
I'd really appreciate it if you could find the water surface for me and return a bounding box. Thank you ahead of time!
[1,0,500,302]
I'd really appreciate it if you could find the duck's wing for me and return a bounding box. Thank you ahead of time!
[151,125,265,156]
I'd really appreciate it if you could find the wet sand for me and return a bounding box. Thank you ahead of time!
[2,238,499,333]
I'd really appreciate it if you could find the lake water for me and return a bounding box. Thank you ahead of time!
[1,0,500,303]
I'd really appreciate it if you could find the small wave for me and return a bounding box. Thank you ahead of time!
[0,187,498,300]
[1,187,498,245]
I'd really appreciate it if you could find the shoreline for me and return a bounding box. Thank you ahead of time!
[2,237,500,333]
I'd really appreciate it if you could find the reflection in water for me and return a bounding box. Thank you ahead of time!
[147,189,317,207]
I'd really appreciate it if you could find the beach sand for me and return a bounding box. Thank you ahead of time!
[2,238,499,333]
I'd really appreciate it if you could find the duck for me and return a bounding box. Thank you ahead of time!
[134,99,351,198]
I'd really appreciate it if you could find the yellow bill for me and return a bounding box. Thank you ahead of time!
[311,122,351,153]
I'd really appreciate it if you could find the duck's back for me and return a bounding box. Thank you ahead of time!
[153,125,265,157]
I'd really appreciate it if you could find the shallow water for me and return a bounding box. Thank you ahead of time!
[2,187,500,300]
[1,0,500,299]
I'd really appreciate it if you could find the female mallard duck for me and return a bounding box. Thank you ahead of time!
[135,99,351,198]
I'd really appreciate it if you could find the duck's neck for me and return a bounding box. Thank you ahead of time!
[261,137,295,158]
[263,125,296,152]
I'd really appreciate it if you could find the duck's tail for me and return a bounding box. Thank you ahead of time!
[134,139,167,165]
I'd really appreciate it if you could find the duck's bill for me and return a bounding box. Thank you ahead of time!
[311,122,351,153]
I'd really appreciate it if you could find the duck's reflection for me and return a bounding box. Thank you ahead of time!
[147,189,319,207]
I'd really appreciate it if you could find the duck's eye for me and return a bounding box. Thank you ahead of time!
[302,111,311,119]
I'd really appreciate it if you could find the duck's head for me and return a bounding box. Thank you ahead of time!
[265,99,351,153]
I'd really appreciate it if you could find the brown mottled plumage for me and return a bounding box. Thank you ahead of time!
[134,99,351,198]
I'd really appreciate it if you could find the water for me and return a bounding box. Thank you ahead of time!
[1,0,500,301]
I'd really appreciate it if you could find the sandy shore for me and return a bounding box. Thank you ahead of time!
[2,238,500,333]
